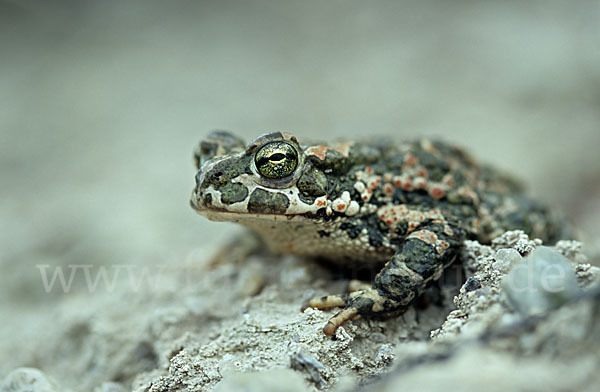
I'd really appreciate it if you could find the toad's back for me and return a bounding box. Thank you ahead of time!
[343,137,562,244]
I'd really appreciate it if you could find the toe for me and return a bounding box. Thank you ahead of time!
[301,294,347,311]
[323,307,359,335]
[348,279,372,292]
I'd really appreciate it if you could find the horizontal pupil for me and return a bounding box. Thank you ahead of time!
[269,153,286,162]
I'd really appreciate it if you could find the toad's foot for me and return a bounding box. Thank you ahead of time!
[302,287,400,335]
[303,223,465,335]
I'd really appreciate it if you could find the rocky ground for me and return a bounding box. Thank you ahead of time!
[2,231,599,392]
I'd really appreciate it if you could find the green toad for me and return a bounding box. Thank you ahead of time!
[191,131,563,335]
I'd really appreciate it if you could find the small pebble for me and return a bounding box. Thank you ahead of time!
[463,277,482,292]
[493,248,522,273]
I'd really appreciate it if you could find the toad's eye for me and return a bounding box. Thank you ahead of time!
[255,142,298,179]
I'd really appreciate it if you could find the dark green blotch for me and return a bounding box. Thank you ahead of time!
[297,164,327,204]
[351,296,376,316]
[393,221,408,236]
[400,240,439,280]
[402,225,464,280]
[325,172,359,201]
[220,183,249,205]
[307,150,351,175]
[340,222,362,239]
[368,229,384,247]
[376,269,416,303]
[247,188,290,214]
[317,230,330,238]
[203,157,252,191]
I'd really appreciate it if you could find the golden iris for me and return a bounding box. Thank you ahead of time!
[255,142,298,179]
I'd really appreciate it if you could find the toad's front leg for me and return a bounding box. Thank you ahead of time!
[304,222,464,335]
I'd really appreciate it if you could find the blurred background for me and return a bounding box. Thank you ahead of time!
[1,0,599,379]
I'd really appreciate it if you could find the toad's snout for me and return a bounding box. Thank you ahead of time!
[191,169,209,211]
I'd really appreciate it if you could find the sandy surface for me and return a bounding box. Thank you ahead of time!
[1,1,600,391]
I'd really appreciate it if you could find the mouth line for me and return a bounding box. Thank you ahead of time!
[193,208,309,223]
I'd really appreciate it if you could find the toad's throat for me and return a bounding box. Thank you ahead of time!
[194,208,395,265]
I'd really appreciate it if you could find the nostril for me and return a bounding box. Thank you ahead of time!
[214,171,223,178]
[203,192,212,207]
